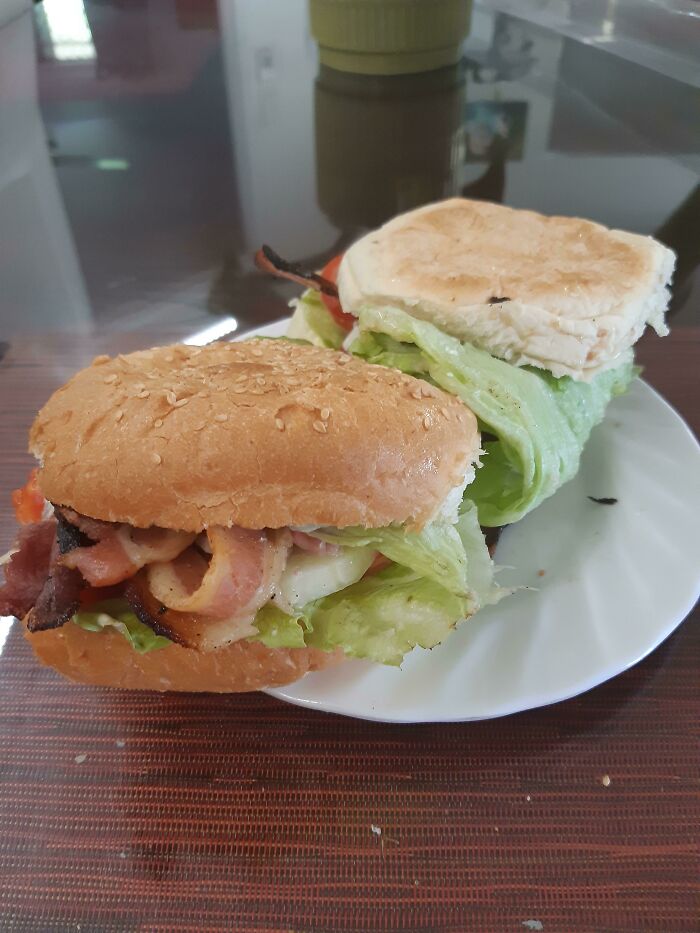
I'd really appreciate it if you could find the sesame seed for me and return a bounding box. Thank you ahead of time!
[251,347,263,357]
[440,407,449,419]
[165,390,177,405]
[411,387,422,400]
[114,410,124,422]
[197,391,208,398]
[137,389,150,399]
[194,421,206,431]
[214,413,228,422]
[154,418,163,428]
[313,420,327,434]
[173,398,188,408]
[235,374,247,383]
[320,407,330,421]
[164,354,174,363]
[152,452,162,464]
[104,374,118,384]
[275,418,285,431]
[256,376,266,386]
[93,355,110,365]
[337,355,350,364]
[233,386,247,394]
[423,415,431,430]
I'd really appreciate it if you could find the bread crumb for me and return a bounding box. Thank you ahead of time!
[313,420,327,434]
[537,569,546,577]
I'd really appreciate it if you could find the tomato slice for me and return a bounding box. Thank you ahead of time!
[363,553,393,577]
[12,468,45,525]
[320,254,355,332]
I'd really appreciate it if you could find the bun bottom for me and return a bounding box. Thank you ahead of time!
[24,622,342,692]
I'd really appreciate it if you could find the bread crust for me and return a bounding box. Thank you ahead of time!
[338,198,674,380]
[24,620,342,692]
[30,339,478,531]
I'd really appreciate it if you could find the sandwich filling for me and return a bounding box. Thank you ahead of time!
[288,288,636,527]
[2,471,503,666]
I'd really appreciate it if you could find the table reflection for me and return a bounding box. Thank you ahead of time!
[0,0,697,339]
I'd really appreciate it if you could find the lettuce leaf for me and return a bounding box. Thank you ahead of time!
[287,290,347,349]
[251,567,472,665]
[311,500,501,607]
[73,599,172,654]
[251,502,505,665]
[349,306,635,526]
[71,505,503,666]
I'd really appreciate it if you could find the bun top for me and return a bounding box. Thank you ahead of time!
[337,198,674,380]
[30,339,478,531]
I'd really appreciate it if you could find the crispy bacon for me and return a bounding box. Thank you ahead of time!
[254,244,339,297]
[141,527,291,650]
[26,564,83,632]
[57,508,196,587]
[0,520,56,618]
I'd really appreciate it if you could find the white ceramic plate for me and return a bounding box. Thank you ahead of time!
[244,320,700,723]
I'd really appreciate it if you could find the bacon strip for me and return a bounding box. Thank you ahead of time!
[132,528,291,651]
[26,564,83,632]
[58,510,196,587]
[147,527,290,619]
[254,244,339,297]
[0,520,56,618]
[290,530,340,556]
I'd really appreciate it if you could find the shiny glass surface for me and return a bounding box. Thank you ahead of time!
[1,0,698,340]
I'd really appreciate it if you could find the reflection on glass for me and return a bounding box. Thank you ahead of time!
[315,65,465,229]
[38,0,96,62]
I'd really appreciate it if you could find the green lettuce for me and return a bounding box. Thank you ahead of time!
[311,500,501,606]
[72,600,171,654]
[251,502,504,665]
[287,289,346,349]
[349,306,636,526]
[72,504,503,666]
[251,567,472,666]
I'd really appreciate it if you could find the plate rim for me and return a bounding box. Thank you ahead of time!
[238,318,700,723]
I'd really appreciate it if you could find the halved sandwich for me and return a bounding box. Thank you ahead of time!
[0,338,502,691]
[261,197,674,526]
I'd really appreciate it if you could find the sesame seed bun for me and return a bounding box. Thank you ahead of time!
[29,339,478,531]
[24,618,342,692]
[338,198,674,380]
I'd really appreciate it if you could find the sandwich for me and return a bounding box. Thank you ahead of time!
[259,198,674,527]
[0,338,502,692]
